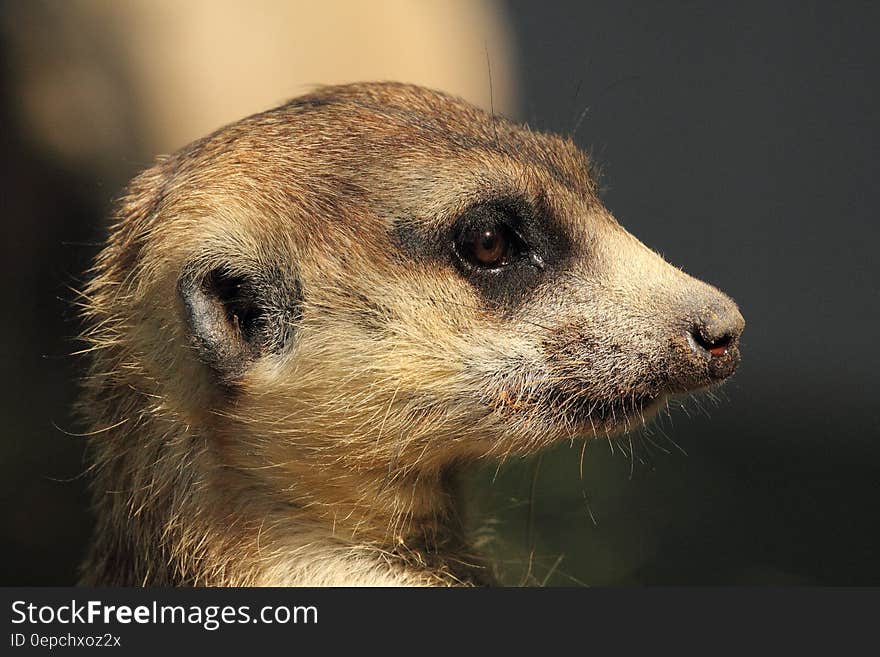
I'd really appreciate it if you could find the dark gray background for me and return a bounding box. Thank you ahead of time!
[2,2,878,584]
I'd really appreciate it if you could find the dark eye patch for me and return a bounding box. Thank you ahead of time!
[391,194,573,310]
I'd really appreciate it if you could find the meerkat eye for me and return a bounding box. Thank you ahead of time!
[460,225,512,267]
[455,215,526,270]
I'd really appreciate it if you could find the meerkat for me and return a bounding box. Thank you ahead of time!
[76,82,744,586]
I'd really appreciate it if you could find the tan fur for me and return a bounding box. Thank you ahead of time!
[77,82,743,586]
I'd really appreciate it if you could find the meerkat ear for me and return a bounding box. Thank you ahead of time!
[177,264,302,382]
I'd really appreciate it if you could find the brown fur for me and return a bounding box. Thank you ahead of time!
[76,82,743,586]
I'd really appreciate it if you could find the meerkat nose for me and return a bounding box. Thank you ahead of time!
[687,301,745,379]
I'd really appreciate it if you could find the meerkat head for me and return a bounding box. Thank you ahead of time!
[87,82,743,512]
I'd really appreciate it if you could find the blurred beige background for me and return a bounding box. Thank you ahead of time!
[4,0,518,180]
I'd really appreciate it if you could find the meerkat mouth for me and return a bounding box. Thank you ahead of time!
[557,392,666,437]
[495,382,667,438]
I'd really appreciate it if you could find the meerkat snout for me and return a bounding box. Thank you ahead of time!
[645,284,745,394]
[686,300,744,377]
[78,82,745,586]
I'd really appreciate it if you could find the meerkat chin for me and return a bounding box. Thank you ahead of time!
[76,82,744,586]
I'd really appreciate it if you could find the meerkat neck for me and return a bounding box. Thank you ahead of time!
[83,414,488,586]
[245,464,489,586]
